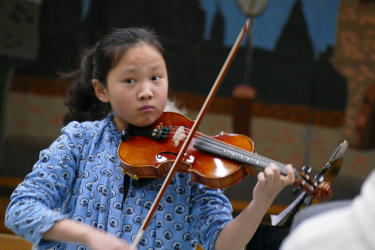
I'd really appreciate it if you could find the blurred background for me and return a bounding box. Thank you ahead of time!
[0,0,375,248]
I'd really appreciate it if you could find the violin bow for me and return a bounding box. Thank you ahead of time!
[131,17,251,248]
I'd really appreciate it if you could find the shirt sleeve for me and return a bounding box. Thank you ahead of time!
[5,121,85,245]
[190,184,233,250]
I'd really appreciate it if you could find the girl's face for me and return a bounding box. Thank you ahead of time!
[93,43,168,131]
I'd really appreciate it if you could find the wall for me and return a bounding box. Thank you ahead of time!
[332,0,375,143]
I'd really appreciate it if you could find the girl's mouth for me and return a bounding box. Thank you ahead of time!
[139,105,154,112]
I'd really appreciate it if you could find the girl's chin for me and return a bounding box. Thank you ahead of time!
[132,117,159,127]
[115,111,162,129]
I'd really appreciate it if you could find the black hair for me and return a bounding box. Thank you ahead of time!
[62,27,166,126]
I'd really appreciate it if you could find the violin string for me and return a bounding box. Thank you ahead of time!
[188,133,308,184]
[151,125,311,190]
[154,125,313,191]
[197,134,287,174]
[160,126,287,174]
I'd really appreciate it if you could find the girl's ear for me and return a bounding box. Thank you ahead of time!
[92,79,109,103]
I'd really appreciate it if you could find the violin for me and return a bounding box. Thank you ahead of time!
[118,111,333,202]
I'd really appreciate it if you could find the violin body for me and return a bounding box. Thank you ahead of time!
[118,112,256,188]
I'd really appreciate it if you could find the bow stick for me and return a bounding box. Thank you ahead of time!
[131,17,251,248]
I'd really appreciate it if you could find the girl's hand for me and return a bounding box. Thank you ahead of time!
[252,163,295,206]
[85,230,136,250]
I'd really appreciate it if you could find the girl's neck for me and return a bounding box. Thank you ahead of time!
[112,115,127,132]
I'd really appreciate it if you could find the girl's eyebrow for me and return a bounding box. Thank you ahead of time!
[120,64,165,76]
[122,64,163,72]
[150,64,164,71]
[122,67,136,74]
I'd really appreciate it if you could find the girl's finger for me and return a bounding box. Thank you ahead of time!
[257,171,265,184]
[264,165,276,184]
[283,164,295,184]
[270,164,280,184]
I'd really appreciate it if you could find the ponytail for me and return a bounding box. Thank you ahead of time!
[62,46,110,126]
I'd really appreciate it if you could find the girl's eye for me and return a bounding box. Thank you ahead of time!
[124,78,135,84]
[151,75,161,81]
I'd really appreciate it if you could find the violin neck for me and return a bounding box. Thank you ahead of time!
[194,136,289,175]
[194,136,308,190]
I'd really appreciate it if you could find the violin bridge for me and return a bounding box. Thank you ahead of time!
[173,126,186,147]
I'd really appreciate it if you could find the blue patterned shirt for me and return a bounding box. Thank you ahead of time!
[5,114,233,249]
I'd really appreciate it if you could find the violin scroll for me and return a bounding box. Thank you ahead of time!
[314,181,333,201]
[293,170,333,202]
[290,140,348,204]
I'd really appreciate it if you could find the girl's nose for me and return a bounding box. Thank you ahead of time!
[138,82,153,100]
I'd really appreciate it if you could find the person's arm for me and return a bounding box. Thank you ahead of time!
[43,219,134,250]
[215,164,295,250]
[5,124,83,244]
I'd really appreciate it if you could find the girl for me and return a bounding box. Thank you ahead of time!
[5,27,295,250]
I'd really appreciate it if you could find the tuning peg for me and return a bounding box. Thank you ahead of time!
[316,175,324,184]
[301,165,312,174]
